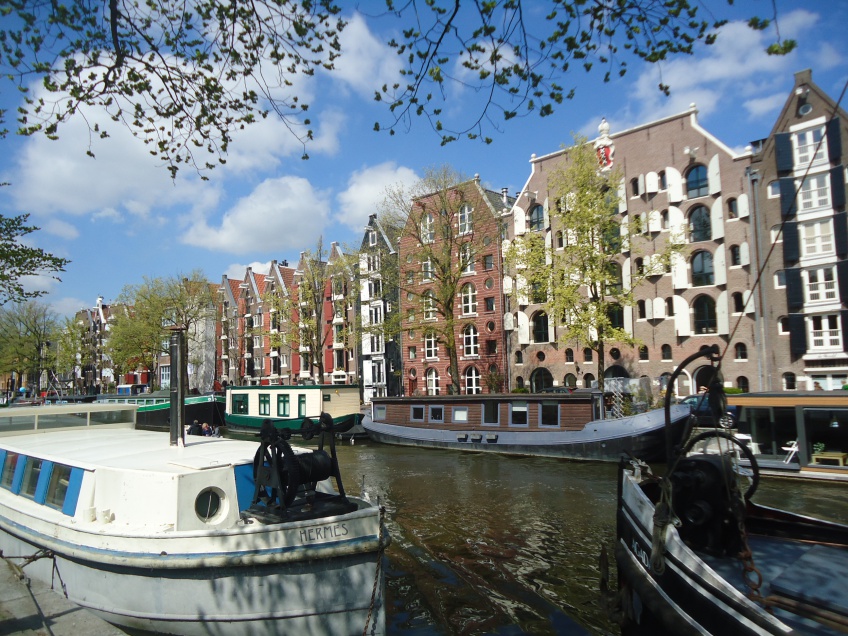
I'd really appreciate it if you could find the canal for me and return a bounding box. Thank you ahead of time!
[334,440,848,636]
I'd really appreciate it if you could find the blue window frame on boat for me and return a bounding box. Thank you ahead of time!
[373,405,387,421]
[510,401,529,426]
[277,394,290,417]
[410,405,425,422]
[298,394,306,418]
[540,401,560,427]
[483,402,500,425]
[429,406,444,423]
[452,407,468,423]
[259,394,270,416]
[0,451,19,490]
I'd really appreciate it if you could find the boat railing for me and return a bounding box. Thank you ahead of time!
[0,403,137,437]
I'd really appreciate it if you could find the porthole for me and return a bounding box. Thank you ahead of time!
[195,488,224,522]
[610,348,621,360]
[484,278,494,289]
[486,321,496,332]
[537,352,546,362]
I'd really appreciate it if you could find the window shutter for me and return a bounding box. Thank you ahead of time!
[648,209,662,232]
[838,260,848,302]
[645,172,659,194]
[714,245,727,286]
[645,298,654,320]
[543,198,551,228]
[785,268,803,311]
[652,297,665,319]
[638,174,646,197]
[831,166,846,210]
[788,314,806,357]
[624,304,633,336]
[708,154,722,195]
[775,132,794,173]
[674,296,691,336]
[779,178,796,217]
[666,167,683,203]
[782,221,799,264]
[544,230,552,265]
[711,196,725,240]
[672,252,689,289]
[827,117,842,163]
[740,241,750,266]
[517,312,530,344]
[717,291,729,335]
[513,206,526,235]
[834,212,848,258]
[742,290,756,314]
[737,193,750,218]
[668,206,685,241]
[503,312,515,330]
[618,179,627,213]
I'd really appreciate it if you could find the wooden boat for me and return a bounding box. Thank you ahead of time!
[612,345,848,635]
[225,383,363,435]
[366,391,691,462]
[0,402,387,635]
[96,390,226,431]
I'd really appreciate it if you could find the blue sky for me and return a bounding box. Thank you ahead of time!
[0,0,846,317]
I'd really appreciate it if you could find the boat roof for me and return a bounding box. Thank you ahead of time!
[0,429,263,474]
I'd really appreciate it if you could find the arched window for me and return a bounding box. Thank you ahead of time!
[529,204,545,231]
[666,297,675,316]
[565,348,574,363]
[783,372,797,390]
[635,257,644,274]
[637,300,646,319]
[659,171,667,190]
[630,177,640,197]
[564,373,577,387]
[463,324,479,356]
[607,262,623,293]
[736,376,749,392]
[730,245,741,266]
[735,343,748,360]
[691,251,714,286]
[661,209,669,229]
[464,366,481,394]
[556,230,564,248]
[421,212,435,243]
[423,290,436,320]
[693,296,717,334]
[459,204,473,234]
[516,376,525,389]
[727,198,738,218]
[530,368,554,392]
[608,304,624,329]
[659,372,672,391]
[515,350,523,364]
[461,283,477,315]
[732,292,745,313]
[532,312,549,342]
[689,205,711,242]
[425,368,439,395]
[584,347,593,362]
[583,373,595,388]
[686,165,709,198]
[639,345,649,361]
[661,344,672,360]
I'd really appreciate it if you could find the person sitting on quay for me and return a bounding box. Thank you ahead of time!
[188,419,203,435]
[202,422,214,436]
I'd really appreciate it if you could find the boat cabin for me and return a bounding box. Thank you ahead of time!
[225,384,361,432]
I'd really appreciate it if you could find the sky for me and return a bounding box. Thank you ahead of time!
[0,0,846,318]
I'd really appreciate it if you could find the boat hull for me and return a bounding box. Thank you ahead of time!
[226,411,363,434]
[363,406,689,462]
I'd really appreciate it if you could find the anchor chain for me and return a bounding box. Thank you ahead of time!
[650,477,680,575]
[733,501,771,613]
[362,505,387,636]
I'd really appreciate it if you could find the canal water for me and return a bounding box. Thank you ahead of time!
[333,441,848,636]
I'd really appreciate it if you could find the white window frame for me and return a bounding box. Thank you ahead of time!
[459,204,473,235]
[463,367,481,395]
[463,325,479,356]
[805,266,837,304]
[424,333,438,359]
[795,126,827,168]
[809,314,842,350]
[798,174,830,212]
[461,283,477,315]
[800,219,835,257]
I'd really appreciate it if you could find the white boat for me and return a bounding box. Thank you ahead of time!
[0,402,387,635]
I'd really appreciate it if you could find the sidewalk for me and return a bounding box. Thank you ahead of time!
[0,558,125,636]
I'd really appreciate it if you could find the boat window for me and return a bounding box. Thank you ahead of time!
[510,402,528,426]
[429,406,444,423]
[483,402,499,425]
[195,488,222,522]
[452,407,469,423]
[373,405,387,421]
[45,464,72,510]
[20,458,42,500]
[277,395,290,417]
[259,394,270,416]
[298,394,306,418]
[540,401,559,427]
[410,406,425,422]
[232,394,248,414]
[1,452,19,490]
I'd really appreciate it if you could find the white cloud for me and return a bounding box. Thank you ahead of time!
[335,162,419,231]
[50,296,91,318]
[223,261,273,281]
[334,13,403,98]
[183,176,330,254]
[744,93,788,119]
[42,218,80,240]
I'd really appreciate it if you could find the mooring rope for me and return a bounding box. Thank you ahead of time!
[363,506,387,636]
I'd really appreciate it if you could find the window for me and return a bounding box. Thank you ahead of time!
[775,270,786,289]
[232,394,248,414]
[422,259,433,281]
[20,458,42,500]
[461,283,477,314]
[607,262,623,293]
[732,292,745,313]
[693,296,717,334]
[411,405,425,421]
[532,312,549,343]
[515,350,523,364]
[659,171,667,190]
[800,220,834,257]
[730,245,741,266]
[564,373,577,387]
[429,405,444,422]
[806,266,837,303]
[483,254,494,270]
[666,297,674,317]
[810,314,841,349]
[736,376,749,392]
[799,174,830,211]
[540,401,559,426]
[783,372,797,391]
[510,401,528,425]
[608,304,624,329]
[630,177,640,197]
[767,181,780,198]
[463,324,479,356]
[637,300,646,319]
[483,401,499,424]
[425,368,439,395]
[45,464,72,510]
[277,394,290,417]
[556,231,564,248]
[689,205,711,242]
[686,165,709,198]
[486,339,497,355]
[464,367,481,394]
[795,126,826,166]
[639,345,649,361]
[635,258,644,274]
[461,243,475,273]
[298,394,306,417]
[735,343,748,360]
[425,333,438,358]
[583,373,595,388]
[423,290,436,320]
[529,204,545,231]
[530,281,547,304]
[421,212,435,243]
[727,198,738,219]
[259,394,270,416]
[452,406,469,423]
[778,317,790,335]
[584,348,593,362]
[661,209,669,229]
[691,251,714,286]
[459,204,473,234]
[484,296,495,312]
[661,344,672,360]
[368,230,377,246]
[565,348,574,363]
[409,346,417,360]
[516,375,524,388]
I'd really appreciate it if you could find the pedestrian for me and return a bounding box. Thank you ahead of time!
[202,422,213,436]
[188,419,202,435]
[814,381,823,391]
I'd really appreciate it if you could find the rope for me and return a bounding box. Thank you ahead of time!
[362,506,387,636]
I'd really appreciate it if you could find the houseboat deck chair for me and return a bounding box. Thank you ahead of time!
[782,440,799,464]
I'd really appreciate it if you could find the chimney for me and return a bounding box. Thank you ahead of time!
[501,187,508,204]
[282,259,288,267]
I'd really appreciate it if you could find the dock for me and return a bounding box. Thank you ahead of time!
[0,558,125,636]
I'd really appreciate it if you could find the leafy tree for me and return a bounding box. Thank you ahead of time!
[54,315,88,393]
[506,135,682,391]
[0,301,59,393]
[0,213,69,306]
[383,166,504,395]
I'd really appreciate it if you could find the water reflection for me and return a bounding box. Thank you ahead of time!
[337,443,848,636]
